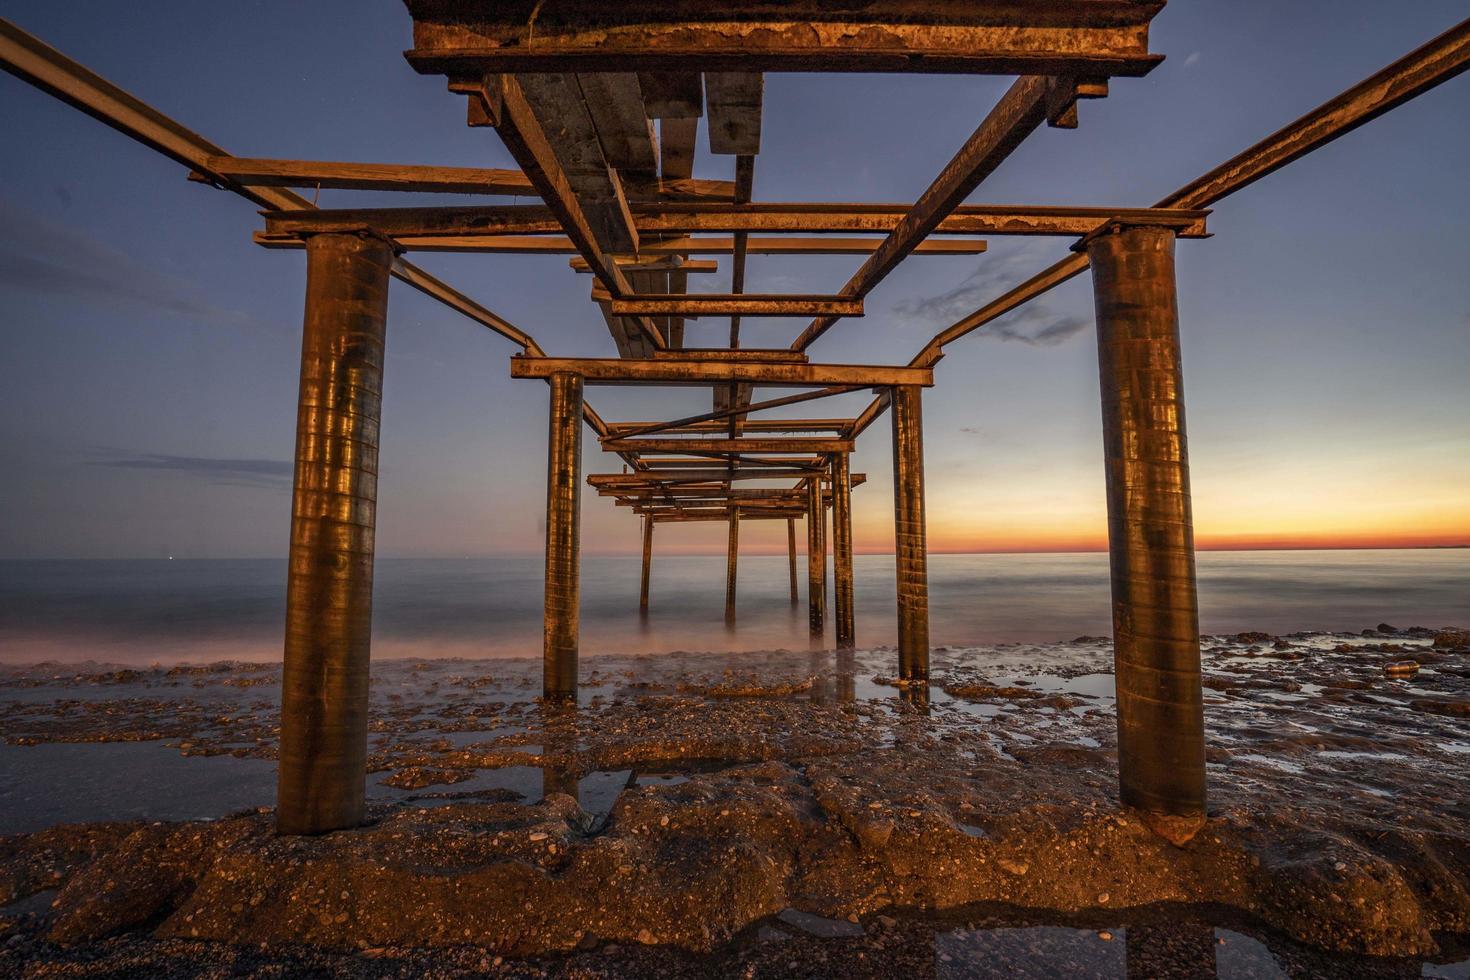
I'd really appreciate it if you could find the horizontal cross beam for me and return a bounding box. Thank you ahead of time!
[258,203,1206,240]
[589,469,822,485]
[404,2,1164,76]
[605,418,853,435]
[609,295,864,317]
[510,356,932,388]
[198,156,739,201]
[601,437,854,454]
[253,233,990,256]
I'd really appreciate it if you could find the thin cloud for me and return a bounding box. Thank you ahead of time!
[891,256,1090,348]
[1183,51,1202,68]
[88,453,293,489]
[0,197,271,332]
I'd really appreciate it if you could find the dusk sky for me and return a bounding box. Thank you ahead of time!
[2,1,1467,559]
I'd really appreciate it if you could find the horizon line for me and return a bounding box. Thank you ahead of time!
[5,543,1466,561]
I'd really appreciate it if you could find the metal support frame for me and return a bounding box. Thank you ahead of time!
[639,515,653,614]
[787,518,799,604]
[806,479,825,635]
[277,232,392,835]
[725,510,739,621]
[891,385,929,683]
[831,453,856,649]
[1087,224,1206,836]
[544,372,584,701]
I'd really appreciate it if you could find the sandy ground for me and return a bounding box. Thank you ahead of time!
[1,625,1468,977]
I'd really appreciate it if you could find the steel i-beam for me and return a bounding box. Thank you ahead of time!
[807,480,825,635]
[1086,223,1207,838]
[787,518,799,604]
[832,453,856,649]
[277,232,392,835]
[725,510,739,622]
[639,515,653,614]
[891,385,929,683]
[544,372,584,701]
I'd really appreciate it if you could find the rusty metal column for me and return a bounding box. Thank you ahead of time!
[1086,223,1206,836]
[806,479,825,635]
[725,509,739,622]
[891,385,929,683]
[786,518,799,604]
[639,515,653,614]
[832,453,856,649]
[543,371,583,702]
[277,232,392,835]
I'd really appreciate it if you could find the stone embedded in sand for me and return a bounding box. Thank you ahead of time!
[1432,629,1470,649]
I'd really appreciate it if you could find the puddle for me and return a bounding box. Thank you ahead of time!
[0,741,276,835]
[775,907,865,938]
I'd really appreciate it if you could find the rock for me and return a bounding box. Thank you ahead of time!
[1432,629,1470,649]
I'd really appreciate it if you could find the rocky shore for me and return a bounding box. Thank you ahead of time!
[1,626,1468,977]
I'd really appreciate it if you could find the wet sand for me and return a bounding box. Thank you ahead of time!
[1,625,1468,977]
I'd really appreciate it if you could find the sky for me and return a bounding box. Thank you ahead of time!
[1,1,1467,559]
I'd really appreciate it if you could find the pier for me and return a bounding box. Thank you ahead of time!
[3,5,1467,848]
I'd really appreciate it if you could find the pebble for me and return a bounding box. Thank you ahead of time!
[528,832,549,842]
[1099,930,1113,941]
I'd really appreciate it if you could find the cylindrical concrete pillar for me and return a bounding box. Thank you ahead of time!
[891,385,929,683]
[1087,224,1206,830]
[278,232,392,835]
[787,518,799,604]
[725,509,739,622]
[832,453,856,649]
[544,371,584,701]
[639,515,653,614]
[806,478,825,635]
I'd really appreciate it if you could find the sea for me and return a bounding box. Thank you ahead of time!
[0,549,1464,664]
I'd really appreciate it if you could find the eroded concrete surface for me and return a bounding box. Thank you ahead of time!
[1,626,1468,977]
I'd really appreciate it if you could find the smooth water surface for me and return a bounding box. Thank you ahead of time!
[0,550,1465,663]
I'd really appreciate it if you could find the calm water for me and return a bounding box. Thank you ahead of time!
[0,550,1464,664]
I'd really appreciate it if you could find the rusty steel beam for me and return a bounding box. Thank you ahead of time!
[650,348,808,361]
[612,387,856,439]
[706,73,763,155]
[511,356,932,388]
[633,203,1207,237]
[258,202,1207,239]
[611,294,864,318]
[201,156,739,201]
[256,234,992,256]
[891,385,929,683]
[639,516,653,614]
[484,74,665,349]
[573,256,719,274]
[544,372,584,701]
[649,510,803,523]
[590,469,821,485]
[1088,224,1206,836]
[787,518,800,604]
[602,437,855,454]
[514,72,641,251]
[795,75,1055,351]
[807,476,827,636]
[831,453,855,650]
[634,455,825,468]
[607,418,852,435]
[725,510,740,621]
[277,232,392,835]
[403,2,1164,76]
